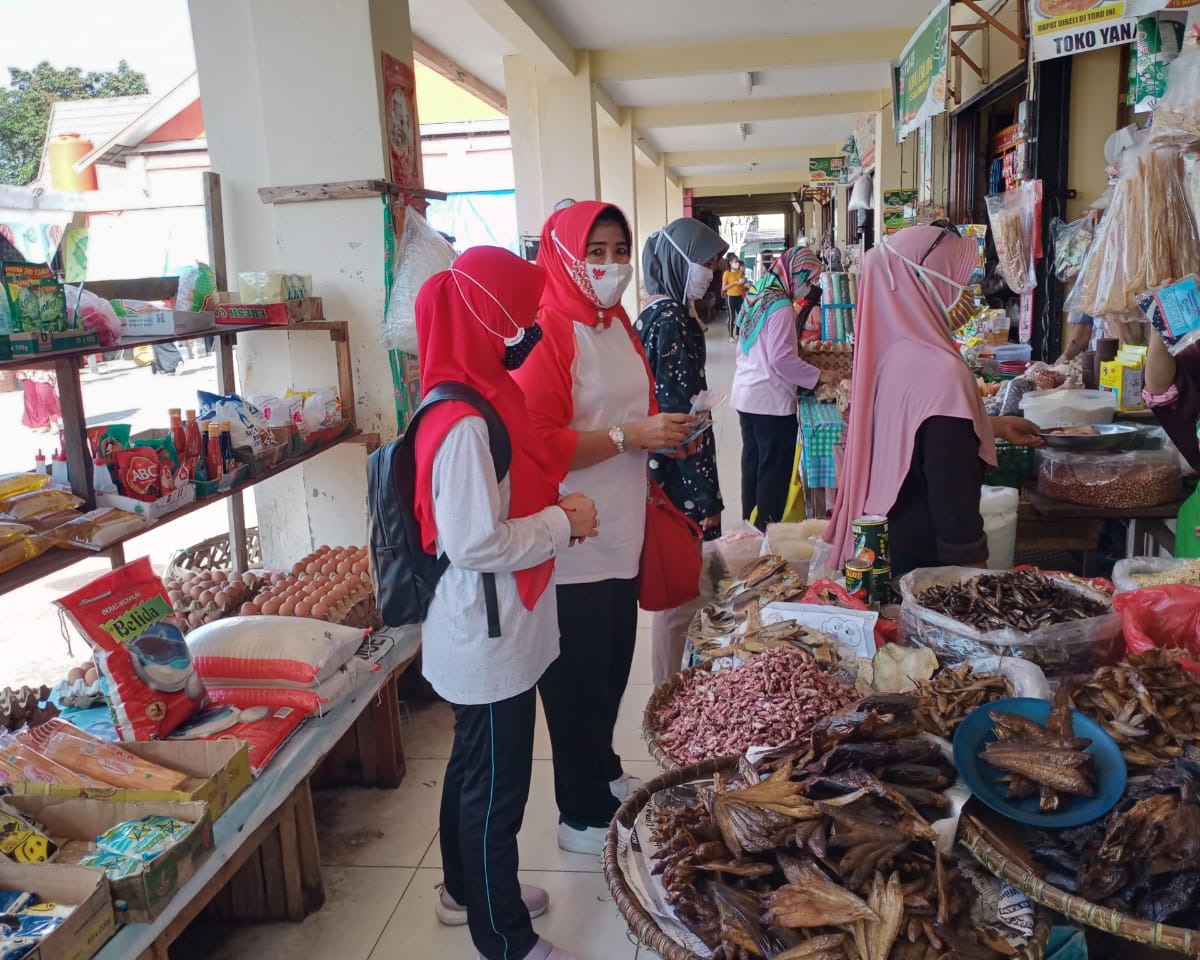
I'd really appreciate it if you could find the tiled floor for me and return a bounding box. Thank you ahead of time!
[174,324,744,960]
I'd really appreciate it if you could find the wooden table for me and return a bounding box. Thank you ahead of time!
[88,626,421,960]
[1025,490,1184,558]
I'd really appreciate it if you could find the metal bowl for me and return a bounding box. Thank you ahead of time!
[1039,423,1140,451]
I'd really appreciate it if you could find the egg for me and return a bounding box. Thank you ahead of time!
[84,667,99,685]
[261,598,281,615]
[239,602,258,615]
[212,570,228,584]
[295,600,313,618]
[228,571,242,584]
[67,666,86,683]
[279,599,296,617]
[335,560,349,576]
[312,602,330,619]
[198,589,215,606]
[214,590,230,607]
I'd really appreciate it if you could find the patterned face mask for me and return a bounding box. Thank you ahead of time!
[552,230,633,309]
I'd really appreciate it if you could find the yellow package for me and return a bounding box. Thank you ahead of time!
[0,537,47,575]
[0,489,83,522]
[41,508,148,551]
[0,740,107,789]
[0,473,49,500]
[0,521,33,545]
[0,798,56,863]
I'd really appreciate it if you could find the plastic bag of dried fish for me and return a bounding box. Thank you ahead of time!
[896,567,1122,679]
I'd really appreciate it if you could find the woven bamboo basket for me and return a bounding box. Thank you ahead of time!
[960,812,1200,955]
[603,761,1054,960]
[165,527,262,580]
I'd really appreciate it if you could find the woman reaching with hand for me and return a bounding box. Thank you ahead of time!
[513,201,695,855]
[416,246,598,960]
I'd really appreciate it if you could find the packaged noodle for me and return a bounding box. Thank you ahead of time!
[0,738,107,789]
[0,474,48,501]
[41,509,148,551]
[18,719,188,791]
[94,815,190,862]
[55,558,206,740]
[0,490,83,523]
[1070,144,1200,324]
[0,798,55,863]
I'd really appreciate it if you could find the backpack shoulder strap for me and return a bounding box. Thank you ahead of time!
[413,382,512,481]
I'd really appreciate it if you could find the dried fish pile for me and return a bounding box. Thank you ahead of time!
[654,648,860,765]
[719,555,808,614]
[1027,754,1200,925]
[650,705,1011,960]
[692,600,846,668]
[982,691,1096,812]
[915,571,1108,632]
[911,666,1012,739]
[1066,651,1200,770]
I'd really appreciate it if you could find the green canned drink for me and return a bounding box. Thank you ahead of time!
[852,515,890,568]
[844,557,872,603]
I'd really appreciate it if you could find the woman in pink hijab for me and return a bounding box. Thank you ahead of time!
[823,223,1040,578]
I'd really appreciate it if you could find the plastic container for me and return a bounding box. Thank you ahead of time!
[50,451,68,486]
[1019,388,1117,429]
[91,456,116,495]
[991,343,1033,363]
[980,485,1018,569]
[897,566,1122,679]
[1037,449,1182,509]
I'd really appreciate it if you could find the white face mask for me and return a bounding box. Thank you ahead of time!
[658,229,717,303]
[553,231,633,309]
[880,238,973,332]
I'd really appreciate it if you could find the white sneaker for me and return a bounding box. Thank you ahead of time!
[609,773,643,802]
[479,938,581,960]
[435,883,549,926]
[556,822,607,856]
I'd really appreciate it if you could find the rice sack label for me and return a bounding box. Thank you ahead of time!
[57,556,206,740]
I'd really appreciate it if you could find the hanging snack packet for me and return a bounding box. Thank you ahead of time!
[0,799,55,864]
[56,557,206,740]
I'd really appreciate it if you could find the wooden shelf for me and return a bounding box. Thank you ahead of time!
[0,431,377,598]
[258,179,447,205]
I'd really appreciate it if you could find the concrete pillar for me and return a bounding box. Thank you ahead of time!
[505,54,600,238]
[875,107,902,243]
[665,175,684,223]
[634,156,668,299]
[598,113,639,319]
[190,0,413,563]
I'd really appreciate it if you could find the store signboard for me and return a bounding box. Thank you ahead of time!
[810,156,849,185]
[1028,0,1200,61]
[855,115,877,172]
[883,190,919,233]
[891,0,950,143]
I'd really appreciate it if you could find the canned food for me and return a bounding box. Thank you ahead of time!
[879,603,902,622]
[852,515,890,568]
[870,565,893,606]
[844,558,871,602]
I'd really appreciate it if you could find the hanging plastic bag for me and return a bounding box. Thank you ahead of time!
[1069,143,1200,325]
[383,209,455,353]
[985,189,1037,294]
[1151,24,1200,149]
[1114,585,1200,674]
[1050,215,1094,283]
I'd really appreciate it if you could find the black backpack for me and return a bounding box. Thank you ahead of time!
[368,382,511,635]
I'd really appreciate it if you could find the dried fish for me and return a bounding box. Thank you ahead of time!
[768,879,879,928]
[912,665,1012,738]
[980,695,1096,806]
[916,570,1108,632]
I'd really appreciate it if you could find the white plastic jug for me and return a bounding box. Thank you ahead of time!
[980,485,1019,570]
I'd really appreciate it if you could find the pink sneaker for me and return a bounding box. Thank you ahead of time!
[435,883,550,926]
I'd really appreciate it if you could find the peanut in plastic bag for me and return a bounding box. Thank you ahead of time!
[985,188,1037,294]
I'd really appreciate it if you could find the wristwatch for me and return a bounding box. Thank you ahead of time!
[608,425,626,454]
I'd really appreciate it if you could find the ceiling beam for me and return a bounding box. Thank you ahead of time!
[664,144,843,167]
[690,180,804,198]
[635,139,659,166]
[593,83,623,127]
[589,29,911,82]
[463,0,577,77]
[631,91,884,129]
[413,37,508,114]
[682,167,812,189]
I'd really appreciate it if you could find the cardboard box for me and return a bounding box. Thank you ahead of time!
[8,740,251,823]
[0,861,115,960]
[1100,347,1147,413]
[8,329,100,357]
[214,296,324,326]
[96,482,195,519]
[4,796,214,924]
[119,310,215,337]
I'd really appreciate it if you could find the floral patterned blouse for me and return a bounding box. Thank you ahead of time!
[635,297,723,540]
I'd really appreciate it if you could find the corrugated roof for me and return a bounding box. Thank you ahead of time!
[36,95,154,184]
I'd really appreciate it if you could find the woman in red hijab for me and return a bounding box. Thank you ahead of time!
[513,202,695,855]
[415,246,598,960]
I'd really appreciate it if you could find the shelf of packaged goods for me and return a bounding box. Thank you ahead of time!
[0,430,380,599]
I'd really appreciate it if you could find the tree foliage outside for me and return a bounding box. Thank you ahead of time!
[0,60,149,186]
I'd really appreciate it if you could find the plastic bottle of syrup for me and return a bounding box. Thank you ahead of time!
[184,410,204,480]
[92,455,117,495]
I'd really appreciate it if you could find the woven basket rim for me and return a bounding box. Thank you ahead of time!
[642,661,741,772]
[961,813,1200,955]
[602,762,1052,960]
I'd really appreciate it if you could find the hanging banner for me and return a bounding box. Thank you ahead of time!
[891,0,950,143]
[854,115,878,172]
[810,157,849,185]
[381,52,424,197]
[1029,0,1200,61]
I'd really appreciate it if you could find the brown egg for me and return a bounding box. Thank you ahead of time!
[67,666,86,683]
[214,590,230,608]
[198,589,215,606]
[279,599,296,617]
[261,598,281,616]
[312,602,330,619]
[295,600,313,618]
[212,570,228,584]
[83,667,99,685]
[240,602,258,615]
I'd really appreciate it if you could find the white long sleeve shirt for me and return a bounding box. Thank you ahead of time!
[421,417,572,705]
